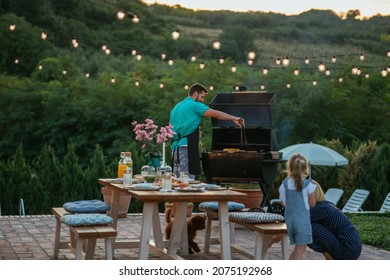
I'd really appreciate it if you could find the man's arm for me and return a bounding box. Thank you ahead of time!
[203,108,245,126]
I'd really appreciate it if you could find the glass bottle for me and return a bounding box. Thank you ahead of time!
[117,152,126,178]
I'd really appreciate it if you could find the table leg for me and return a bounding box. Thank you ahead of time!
[139,202,155,260]
[152,203,164,250]
[109,188,121,230]
[217,201,231,260]
[167,202,188,256]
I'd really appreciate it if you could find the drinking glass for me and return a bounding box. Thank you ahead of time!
[123,168,133,186]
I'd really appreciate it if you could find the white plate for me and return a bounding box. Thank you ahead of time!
[126,183,160,191]
[205,186,227,191]
[192,183,220,189]
[175,187,205,192]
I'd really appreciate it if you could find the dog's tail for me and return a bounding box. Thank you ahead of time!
[165,207,173,223]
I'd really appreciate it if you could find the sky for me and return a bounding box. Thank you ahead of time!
[141,0,390,17]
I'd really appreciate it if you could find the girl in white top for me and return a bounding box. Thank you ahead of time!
[279,153,316,260]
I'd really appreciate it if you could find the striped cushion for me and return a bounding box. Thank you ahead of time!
[229,212,285,224]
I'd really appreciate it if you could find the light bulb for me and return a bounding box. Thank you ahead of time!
[85,73,90,78]
[14,58,19,64]
[212,41,221,50]
[209,85,214,91]
[116,11,126,20]
[131,49,137,55]
[111,77,116,83]
[104,48,111,55]
[286,82,291,88]
[101,44,108,51]
[318,62,326,72]
[135,80,140,86]
[231,65,237,73]
[136,54,142,61]
[132,16,140,23]
[219,57,224,64]
[199,62,205,69]
[161,52,167,60]
[364,73,369,78]
[38,64,43,70]
[9,24,16,31]
[293,68,299,76]
[312,80,317,86]
[325,69,331,76]
[71,38,79,48]
[63,69,67,75]
[262,67,269,75]
[352,66,359,75]
[171,30,180,40]
[247,59,253,65]
[359,53,365,61]
[275,58,281,65]
[41,32,47,40]
[338,77,344,83]
[331,56,336,63]
[282,57,289,67]
[248,51,256,60]
[387,50,390,57]
[260,84,265,90]
[168,59,174,66]
[184,85,189,90]
[160,83,164,88]
[381,69,388,77]
[304,57,310,64]
[191,56,196,62]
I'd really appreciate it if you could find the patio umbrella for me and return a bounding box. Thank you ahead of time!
[279,142,348,177]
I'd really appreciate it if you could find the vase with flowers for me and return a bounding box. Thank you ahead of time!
[132,118,175,169]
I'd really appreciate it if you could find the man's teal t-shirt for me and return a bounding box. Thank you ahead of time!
[170,97,209,149]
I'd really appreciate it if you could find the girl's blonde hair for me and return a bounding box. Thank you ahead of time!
[286,153,309,191]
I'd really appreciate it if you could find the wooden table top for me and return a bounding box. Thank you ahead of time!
[98,178,247,203]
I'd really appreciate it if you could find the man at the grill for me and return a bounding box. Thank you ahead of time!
[170,83,245,179]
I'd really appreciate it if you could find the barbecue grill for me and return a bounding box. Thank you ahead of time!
[201,91,283,211]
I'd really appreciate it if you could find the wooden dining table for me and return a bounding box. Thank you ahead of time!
[98,178,247,260]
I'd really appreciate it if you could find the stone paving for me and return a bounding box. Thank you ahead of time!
[0,213,389,260]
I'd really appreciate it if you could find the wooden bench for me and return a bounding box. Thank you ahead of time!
[202,208,288,260]
[52,207,117,260]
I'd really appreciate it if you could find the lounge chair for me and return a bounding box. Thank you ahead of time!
[324,188,344,206]
[355,192,390,214]
[341,189,370,213]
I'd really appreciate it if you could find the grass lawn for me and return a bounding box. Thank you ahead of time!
[346,212,390,251]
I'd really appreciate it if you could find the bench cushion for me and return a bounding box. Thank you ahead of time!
[229,212,285,224]
[63,200,110,213]
[61,214,113,226]
[199,201,245,212]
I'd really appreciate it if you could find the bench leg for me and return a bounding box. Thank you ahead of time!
[105,237,114,260]
[76,239,84,260]
[53,217,61,259]
[281,235,289,260]
[84,238,97,260]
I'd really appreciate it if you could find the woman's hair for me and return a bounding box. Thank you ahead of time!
[312,180,325,202]
[286,153,309,191]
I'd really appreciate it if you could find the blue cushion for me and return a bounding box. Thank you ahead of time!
[61,214,113,226]
[199,201,245,212]
[63,199,110,213]
[229,212,285,224]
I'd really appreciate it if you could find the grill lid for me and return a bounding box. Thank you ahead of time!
[209,91,276,127]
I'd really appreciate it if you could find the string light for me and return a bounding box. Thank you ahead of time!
[331,56,337,63]
[111,77,116,83]
[304,57,310,64]
[184,85,189,90]
[312,80,317,86]
[199,62,205,69]
[104,48,111,55]
[190,55,197,62]
[293,68,300,76]
[171,30,180,40]
[131,49,137,55]
[101,44,108,51]
[71,38,79,48]
[248,51,256,60]
[260,84,265,90]
[387,50,390,57]
[85,73,90,78]
[135,80,140,86]
[209,85,214,91]
[9,24,16,31]
[159,82,164,88]
[286,82,291,88]
[218,57,224,64]
[167,59,174,66]
[325,69,331,76]
[318,62,326,72]
[116,10,140,23]
[247,59,253,65]
[275,58,281,65]
[282,57,289,67]
[364,73,370,78]
[41,32,47,40]
[338,77,344,83]
[262,67,269,75]
[359,53,365,61]
[161,52,166,60]
[14,58,19,64]
[352,66,359,75]
[212,41,221,50]
[231,65,237,73]
[381,69,388,77]
[63,69,67,75]
[136,54,142,61]
[38,64,43,70]
[132,16,140,23]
